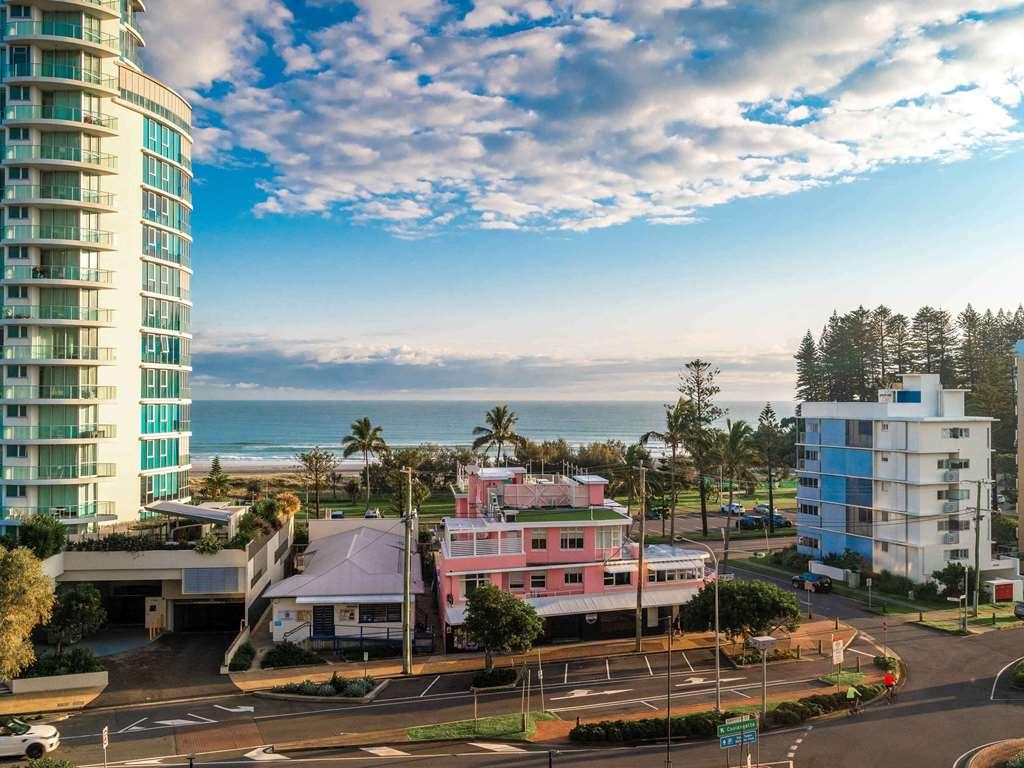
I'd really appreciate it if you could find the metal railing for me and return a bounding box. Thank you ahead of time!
[3,384,117,400]
[4,264,114,284]
[1,305,114,322]
[2,462,116,480]
[3,224,115,246]
[3,344,116,361]
[0,501,115,520]
[4,20,119,48]
[4,104,117,130]
[4,144,117,169]
[2,424,117,440]
[2,61,118,89]
[5,184,116,207]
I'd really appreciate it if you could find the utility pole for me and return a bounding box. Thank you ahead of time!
[635,464,647,653]
[402,466,415,675]
[974,479,983,618]
[665,607,675,768]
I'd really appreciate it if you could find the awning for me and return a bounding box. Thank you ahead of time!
[444,585,700,626]
[603,562,638,574]
[145,501,235,524]
[296,594,404,605]
[648,558,705,572]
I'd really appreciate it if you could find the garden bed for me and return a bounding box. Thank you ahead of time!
[470,667,520,691]
[259,675,388,703]
[408,711,555,741]
[260,642,327,669]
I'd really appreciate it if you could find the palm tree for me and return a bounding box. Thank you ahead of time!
[716,420,757,509]
[641,398,690,540]
[472,405,523,463]
[341,417,388,508]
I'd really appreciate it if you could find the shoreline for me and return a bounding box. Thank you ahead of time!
[190,458,366,476]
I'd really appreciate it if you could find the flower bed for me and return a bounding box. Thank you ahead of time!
[271,673,377,698]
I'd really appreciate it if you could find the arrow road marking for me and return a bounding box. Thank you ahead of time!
[676,676,745,687]
[551,688,633,701]
[215,704,255,713]
[243,746,289,761]
[118,718,148,734]
[153,714,216,728]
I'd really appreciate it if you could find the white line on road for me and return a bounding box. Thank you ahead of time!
[640,701,659,710]
[187,713,217,723]
[360,748,409,757]
[243,747,289,761]
[991,655,1024,700]
[118,718,148,734]
[564,663,569,685]
[680,650,694,673]
[420,676,440,698]
[730,689,751,699]
[469,743,526,753]
[550,688,633,701]
[847,648,874,658]
[644,656,653,676]
[605,659,611,680]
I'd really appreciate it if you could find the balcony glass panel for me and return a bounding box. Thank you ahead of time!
[2,61,118,90]
[4,265,114,284]
[0,501,115,520]
[5,144,117,169]
[5,105,117,130]
[2,463,116,480]
[6,185,116,207]
[4,225,114,246]
[4,20,119,48]
[3,384,117,399]
[3,424,116,440]
[3,345,116,361]
[1,305,114,322]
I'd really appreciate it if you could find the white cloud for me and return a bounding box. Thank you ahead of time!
[143,0,1024,234]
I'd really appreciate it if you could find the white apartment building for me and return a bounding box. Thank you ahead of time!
[0,0,192,532]
[796,374,1016,583]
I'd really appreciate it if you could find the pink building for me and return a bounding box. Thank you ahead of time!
[437,465,712,646]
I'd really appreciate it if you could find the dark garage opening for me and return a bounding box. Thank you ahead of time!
[173,601,244,633]
[97,581,162,626]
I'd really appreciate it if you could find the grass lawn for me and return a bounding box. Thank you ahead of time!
[645,528,796,545]
[512,508,626,522]
[315,492,455,521]
[614,482,798,514]
[919,603,1024,634]
[407,711,557,741]
[820,672,865,687]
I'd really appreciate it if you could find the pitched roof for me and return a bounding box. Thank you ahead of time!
[265,525,424,600]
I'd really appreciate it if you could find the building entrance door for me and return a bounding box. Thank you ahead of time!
[312,605,335,637]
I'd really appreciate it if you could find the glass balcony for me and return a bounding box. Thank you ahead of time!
[3,424,117,440]
[4,225,115,246]
[1,305,114,323]
[4,20,119,50]
[2,463,116,481]
[0,501,116,521]
[4,105,117,130]
[4,264,114,284]
[6,184,116,207]
[2,384,117,400]
[3,345,116,361]
[4,144,118,170]
[2,61,118,90]
[141,351,190,365]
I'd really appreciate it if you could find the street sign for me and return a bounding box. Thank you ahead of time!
[101,725,109,749]
[804,580,815,591]
[719,731,758,749]
[720,573,735,582]
[865,577,873,588]
[718,717,757,737]
[832,637,844,666]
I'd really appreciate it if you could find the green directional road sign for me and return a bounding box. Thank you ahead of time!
[717,717,757,738]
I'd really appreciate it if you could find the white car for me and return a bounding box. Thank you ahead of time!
[0,717,60,758]
[720,502,744,515]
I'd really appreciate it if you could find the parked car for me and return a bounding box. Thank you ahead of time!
[721,502,744,515]
[363,508,382,519]
[768,514,793,528]
[0,717,60,758]
[792,572,832,593]
[1014,602,1024,621]
[646,507,665,520]
[329,509,345,519]
[739,514,764,530]
[998,494,1007,505]
[752,503,776,514]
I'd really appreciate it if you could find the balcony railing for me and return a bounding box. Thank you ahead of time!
[1,305,114,323]
[6,184,116,207]
[143,316,188,332]
[4,224,115,246]
[2,463,116,481]
[3,344,116,361]
[4,264,114,284]
[0,501,116,521]
[140,351,190,365]
[447,532,524,558]
[4,20,119,49]
[142,284,191,301]
[2,61,118,90]
[4,144,118,169]
[2,424,117,440]
[3,384,117,400]
[4,105,117,130]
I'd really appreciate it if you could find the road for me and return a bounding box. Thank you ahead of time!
[48,562,1024,768]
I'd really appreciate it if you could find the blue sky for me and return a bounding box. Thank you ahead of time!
[140,1,1024,400]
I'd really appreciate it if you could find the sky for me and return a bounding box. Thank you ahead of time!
[139,0,1024,401]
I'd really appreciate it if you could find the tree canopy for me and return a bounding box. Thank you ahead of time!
[204,456,231,500]
[342,417,388,507]
[296,447,337,518]
[0,545,55,679]
[679,579,801,639]
[19,514,67,560]
[462,583,544,670]
[472,405,524,462]
[49,583,106,654]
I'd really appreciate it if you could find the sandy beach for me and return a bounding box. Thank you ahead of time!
[190,457,366,477]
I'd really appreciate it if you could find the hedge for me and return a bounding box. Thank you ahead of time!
[229,641,256,671]
[20,647,104,678]
[569,685,886,743]
[1007,750,1024,768]
[1012,660,1024,688]
[472,667,518,688]
[271,674,377,698]
[260,641,326,669]
[873,655,898,672]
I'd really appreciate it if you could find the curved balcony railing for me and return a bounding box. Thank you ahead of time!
[3,424,117,440]
[0,501,116,521]
[143,421,191,435]
[2,61,118,90]
[4,20,119,49]
[2,463,116,481]
[141,350,190,366]
[4,224,115,246]
[4,105,117,130]
[143,316,189,332]
[142,284,191,301]
[3,345,116,362]
[1,305,114,323]
[4,144,118,169]
[6,184,117,207]
[5,264,114,284]
[2,384,117,400]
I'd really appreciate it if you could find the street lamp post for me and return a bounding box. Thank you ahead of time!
[751,636,777,716]
[674,534,722,712]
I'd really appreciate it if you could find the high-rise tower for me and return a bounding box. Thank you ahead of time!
[0,0,192,532]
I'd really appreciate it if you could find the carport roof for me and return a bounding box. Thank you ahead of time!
[145,501,241,524]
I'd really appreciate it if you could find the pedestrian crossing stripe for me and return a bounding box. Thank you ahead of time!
[360,748,410,756]
[469,743,527,753]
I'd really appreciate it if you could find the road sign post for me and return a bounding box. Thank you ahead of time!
[882,620,888,659]
[866,577,873,610]
[101,725,109,768]
[804,579,814,618]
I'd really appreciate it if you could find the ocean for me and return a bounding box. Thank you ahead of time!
[189,400,796,465]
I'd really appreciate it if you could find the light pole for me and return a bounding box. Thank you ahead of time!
[665,607,677,768]
[674,534,721,712]
[751,636,777,716]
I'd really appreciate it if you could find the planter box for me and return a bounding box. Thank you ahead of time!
[255,679,389,704]
[10,671,108,695]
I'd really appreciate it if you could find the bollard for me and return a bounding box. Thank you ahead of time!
[856,656,861,672]
[993,611,997,626]
[919,611,924,622]
[817,639,823,656]
[834,616,839,630]
[796,645,801,659]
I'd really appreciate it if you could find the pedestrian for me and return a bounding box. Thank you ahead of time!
[846,684,862,715]
[884,670,896,703]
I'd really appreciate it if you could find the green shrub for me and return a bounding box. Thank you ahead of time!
[271,675,377,697]
[228,641,256,671]
[472,667,518,688]
[28,758,77,768]
[1012,661,1024,688]
[20,647,104,678]
[193,533,224,555]
[766,701,807,727]
[260,641,325,669]
[1006,750,1024,768]
[873,655,898,672]
[19,514,67,559]
[768,546,811,572]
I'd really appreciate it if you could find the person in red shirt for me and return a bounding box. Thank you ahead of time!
[884,671,896,703]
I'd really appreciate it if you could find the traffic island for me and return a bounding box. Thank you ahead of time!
[966,738,1024,767]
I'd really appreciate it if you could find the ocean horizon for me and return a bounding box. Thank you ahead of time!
[190,399,796,463]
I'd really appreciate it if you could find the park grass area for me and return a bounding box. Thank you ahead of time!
[819,671,865,687]
[316,492,455,521]
[645,528,796,545]
[407,711,557,741]
[729,558,949,616]
[918,603,1024,634]
[614,481,798,514]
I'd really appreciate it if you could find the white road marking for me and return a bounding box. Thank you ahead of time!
[787,752,795,758]
[680,650,694,673]
[605,659,611,680]
[795,738,803,744]
[215,704,255,713]
[154,718,212,728]
[420,676,441,697]
[644,656,653,676]
[991,655,1024,700]
[118,718,148,734]
[360,748,409,757]
[469,743,526,753]
[563,663,569,685]
[676,676,745,687]
[551,688,634,701]
[640,700,659,710]
[121,761,164,766]
[847,648,874,658]
[186,713,217,723]
[730,689,752,699]
[243,747,289,761]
